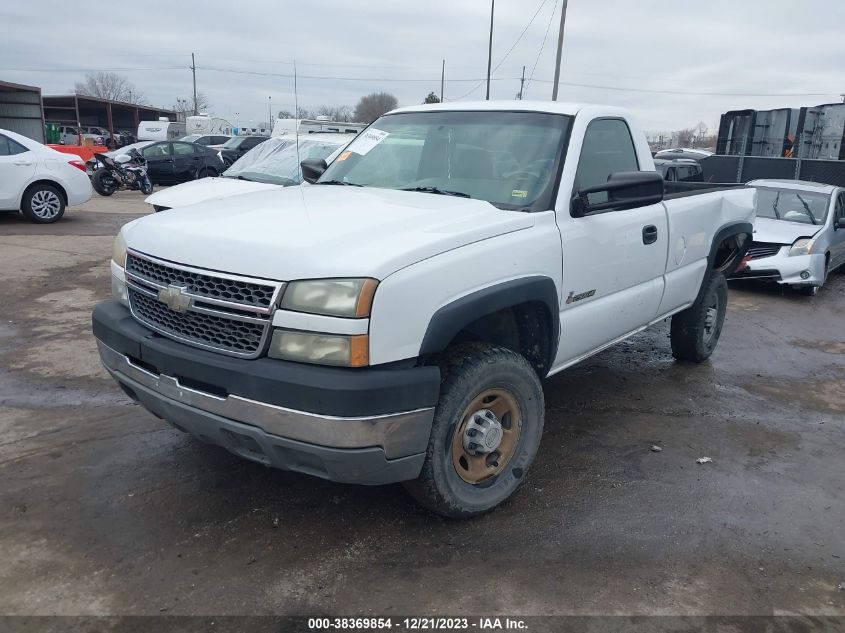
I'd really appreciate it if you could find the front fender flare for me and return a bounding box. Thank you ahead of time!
[418,276,560,369]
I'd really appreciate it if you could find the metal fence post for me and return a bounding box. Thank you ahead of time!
[737,134,748,182]
[794,130,803,181]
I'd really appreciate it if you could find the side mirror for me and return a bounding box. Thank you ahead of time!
[300,158,327,184]
[836,217,845,230]
[571,171,665,217]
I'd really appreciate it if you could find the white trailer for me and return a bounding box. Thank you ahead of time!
[271,117,365,138]
[186,115,233,136]
[137,119,186,141]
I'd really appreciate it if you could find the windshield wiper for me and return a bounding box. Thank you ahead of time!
[317,179,363,187]
[771,191,781,219]
[400,186,471,198]
[795,194,817,224]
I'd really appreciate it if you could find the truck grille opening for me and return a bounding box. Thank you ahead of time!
[129,288,268,356]
[126,253,276,309]
[746,242,783,260]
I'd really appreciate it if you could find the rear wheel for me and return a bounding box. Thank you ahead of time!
[670,271,728,362]
[403,343,544,518]
[93,169,117,196]
[22,184,65,223]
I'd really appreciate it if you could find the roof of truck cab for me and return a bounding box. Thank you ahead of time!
[388,100,595,117]
[748,179,839,194]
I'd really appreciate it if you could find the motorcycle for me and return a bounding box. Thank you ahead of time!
[91,149,153,196]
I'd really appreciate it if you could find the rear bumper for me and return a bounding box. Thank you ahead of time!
[92,300,440,484]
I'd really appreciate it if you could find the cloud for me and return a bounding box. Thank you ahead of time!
[1,0,842,130]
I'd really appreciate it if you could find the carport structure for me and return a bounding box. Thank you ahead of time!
[42,94,177,143]
[0,80,45,143]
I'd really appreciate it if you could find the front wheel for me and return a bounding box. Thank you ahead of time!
[670,271,728,362]
[22,184,65,223]
[403,343,544,518]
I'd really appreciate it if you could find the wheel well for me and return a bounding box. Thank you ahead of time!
[435,301,554,376]
[712,231,751,274]
[23,180,67,206]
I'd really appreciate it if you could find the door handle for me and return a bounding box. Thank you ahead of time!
[13,161,34,166]
[642,225,658,245]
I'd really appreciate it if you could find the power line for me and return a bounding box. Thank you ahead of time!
[2,63,835,98]
[523,0,559,98]
[454,0,550,101]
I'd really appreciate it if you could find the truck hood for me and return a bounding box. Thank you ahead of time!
[145,177,278,208]
[753,216,822,245]
[124,185,534,280]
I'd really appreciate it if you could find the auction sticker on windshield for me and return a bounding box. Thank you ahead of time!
[349,129,389,155]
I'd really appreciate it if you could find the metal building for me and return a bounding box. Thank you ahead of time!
[0,80,45,142]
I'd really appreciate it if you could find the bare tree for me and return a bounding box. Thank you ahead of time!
[173,92,211,116]
[316,104,353,122]
[354,92,398,123]
[74,72,146,104]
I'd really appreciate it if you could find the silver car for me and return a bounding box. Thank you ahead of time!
[734,179,845,295]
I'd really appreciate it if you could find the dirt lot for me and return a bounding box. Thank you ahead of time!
[1,193,844,617]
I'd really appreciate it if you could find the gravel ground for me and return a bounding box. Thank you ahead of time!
[0,192,843,618]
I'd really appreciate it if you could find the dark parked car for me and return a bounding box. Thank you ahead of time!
[654,158,703,183]
[85,141,225,185]
[180,134,231,148]
[218,136,269,167]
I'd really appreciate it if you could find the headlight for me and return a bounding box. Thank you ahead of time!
[112,232,128,267]
[281,278,378,317]
[788,237,814,256]
[268,330,368,367]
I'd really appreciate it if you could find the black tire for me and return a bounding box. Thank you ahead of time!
[140,179,154,195]
[403,343,544,518]
[93,169,116,196]
[670,271,728,362]
[21,183,65,224]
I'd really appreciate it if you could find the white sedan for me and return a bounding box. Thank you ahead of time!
[145,133,350,211]
[0,128,93,223]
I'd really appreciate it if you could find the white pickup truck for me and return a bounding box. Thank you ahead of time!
[93,101,755,517]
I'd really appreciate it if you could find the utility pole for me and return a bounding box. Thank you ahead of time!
[191,53,198,115]
[440,59,445,102]
[518,65,526,100]
[485,0,495,100]
[551,0,569,101]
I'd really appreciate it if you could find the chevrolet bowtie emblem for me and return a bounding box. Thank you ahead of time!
[158,284,192,313]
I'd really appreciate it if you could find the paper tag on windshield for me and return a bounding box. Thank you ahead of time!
[349,128,389,155]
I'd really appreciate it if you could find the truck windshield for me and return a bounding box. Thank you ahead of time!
[318,110,573,211]
[755,187,830,225]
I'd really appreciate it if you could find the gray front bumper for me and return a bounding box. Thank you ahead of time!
[98,342,431,485]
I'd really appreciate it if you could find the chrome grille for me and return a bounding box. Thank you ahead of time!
[746,242,783,260]
[126,252,277,310]
[124,251,284,358]
[129,287,267,356]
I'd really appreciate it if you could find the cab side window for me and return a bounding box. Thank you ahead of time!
[573,118,639,207]
[837,194,845,221]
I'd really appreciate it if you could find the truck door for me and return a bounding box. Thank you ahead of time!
[555,118,669,364]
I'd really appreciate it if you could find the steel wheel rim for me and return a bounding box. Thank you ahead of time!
[703,294,720,345]
[451,388,522,484]
[30,190,61,219]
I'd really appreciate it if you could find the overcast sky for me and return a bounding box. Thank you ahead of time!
[2,0,843,133]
